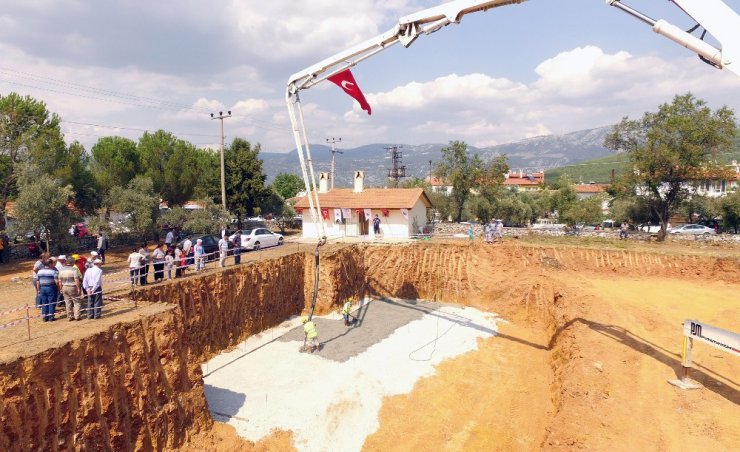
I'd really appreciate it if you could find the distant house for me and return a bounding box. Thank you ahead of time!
[294,171,433,239]
[692,160,739,197]
[574,183,609,199]
[427,177,453,196]
[503,170,544,191]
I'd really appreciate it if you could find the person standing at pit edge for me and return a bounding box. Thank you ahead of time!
[218,234,229,268]
[36,257,60,322]
[194,239,205,271]
[373,214,381,236]
[83,259,103,319]
[302,316,319,353]
[127,247,144,286]
[96,231,108,264]
[59,256,82,321]
[232,230,242,265]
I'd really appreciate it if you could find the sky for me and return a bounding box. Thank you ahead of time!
[1,0,740,154]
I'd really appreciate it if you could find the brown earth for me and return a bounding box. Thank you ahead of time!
[361,243,739,451]
[0,239,738,451]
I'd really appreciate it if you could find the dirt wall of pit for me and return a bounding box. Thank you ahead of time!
[135,253,306,362]
[0,308,210,451]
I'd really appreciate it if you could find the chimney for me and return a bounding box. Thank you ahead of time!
[354,170,364,193]
[319,172,329,193]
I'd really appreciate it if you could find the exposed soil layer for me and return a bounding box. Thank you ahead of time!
[134,253,306,362]
[0,307,211,451]
[0,242,737,451]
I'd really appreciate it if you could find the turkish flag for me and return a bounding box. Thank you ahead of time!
[328,69,372,115]
[321,208,329,220]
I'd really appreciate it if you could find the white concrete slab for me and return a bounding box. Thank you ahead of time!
[203,303,499,452]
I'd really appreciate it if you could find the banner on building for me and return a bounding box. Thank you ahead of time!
[401,208,409,220]
[334,208,342,223]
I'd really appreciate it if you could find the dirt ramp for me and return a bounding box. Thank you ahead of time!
[0,308,210,451]
[137,254,306,361]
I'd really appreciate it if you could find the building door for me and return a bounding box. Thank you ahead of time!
[358,210,369,235]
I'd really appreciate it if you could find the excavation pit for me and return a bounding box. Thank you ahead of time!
[202,298,499,451]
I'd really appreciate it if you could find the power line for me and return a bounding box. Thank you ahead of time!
[62,120,221,138]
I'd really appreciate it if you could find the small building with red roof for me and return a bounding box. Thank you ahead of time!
[294,171,433,239]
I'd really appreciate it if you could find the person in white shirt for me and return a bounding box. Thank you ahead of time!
[182,237,193,268]
[218,236,229,268]
[165,250,174,280]
[82,259,104,319]
[152,242,166,282]
[127,248,144,286]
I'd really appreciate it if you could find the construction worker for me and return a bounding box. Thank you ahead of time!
[342,297,353,327]
[302,316,319,353]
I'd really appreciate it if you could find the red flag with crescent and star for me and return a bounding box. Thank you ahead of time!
[328,69,372,115]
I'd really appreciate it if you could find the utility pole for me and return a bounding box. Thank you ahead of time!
[386,145,407,187]
[429,159,433,185]
[210,111,232,209]
[326,137,342,190]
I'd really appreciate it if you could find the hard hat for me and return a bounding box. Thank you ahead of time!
[301,316,308,324]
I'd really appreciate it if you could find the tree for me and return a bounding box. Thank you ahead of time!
[192,148,221,201]
[436,141,482,222]
[605,93,736,241]
[720,189,740,233]
[224,138,269,218]
[108,176,159,236]
[181,200,231,235]
[428,191,454,222]
[609,195,657,226]
[12,164,74,252]
[0,93,66,230]
[90,136,140,207]
[137,130,202,205]
[55,141,101,214]
[273,173,305,200]
[259,188,296,233]
[559,195,606,227]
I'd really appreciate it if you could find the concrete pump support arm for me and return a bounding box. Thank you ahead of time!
[608,0,740,76]
[286,0,526,94]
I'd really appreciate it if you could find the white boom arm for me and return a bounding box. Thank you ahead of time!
[287,0,525,95]
[608,0,740,76]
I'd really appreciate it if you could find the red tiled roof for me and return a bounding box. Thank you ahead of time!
[294,188,432,209]
[427,177,450,186]
[503,172,544,186]
[575,184,608,193]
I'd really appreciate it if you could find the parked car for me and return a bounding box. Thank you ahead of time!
[668,224,716,235]
[178,234,234,260]
[238,228,284,250]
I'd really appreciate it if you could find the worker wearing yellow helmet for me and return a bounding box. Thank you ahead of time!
[302,316,319,353]
[341,297,354,327]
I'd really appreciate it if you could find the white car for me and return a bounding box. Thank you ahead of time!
[237,228,284,250]
[668,224,716,235]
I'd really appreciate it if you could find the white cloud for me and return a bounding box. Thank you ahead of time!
[225,0,420,61]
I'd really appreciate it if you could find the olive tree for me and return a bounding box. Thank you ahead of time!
[605,93,736,241]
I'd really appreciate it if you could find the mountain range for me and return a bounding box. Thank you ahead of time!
[260,126,616,187]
